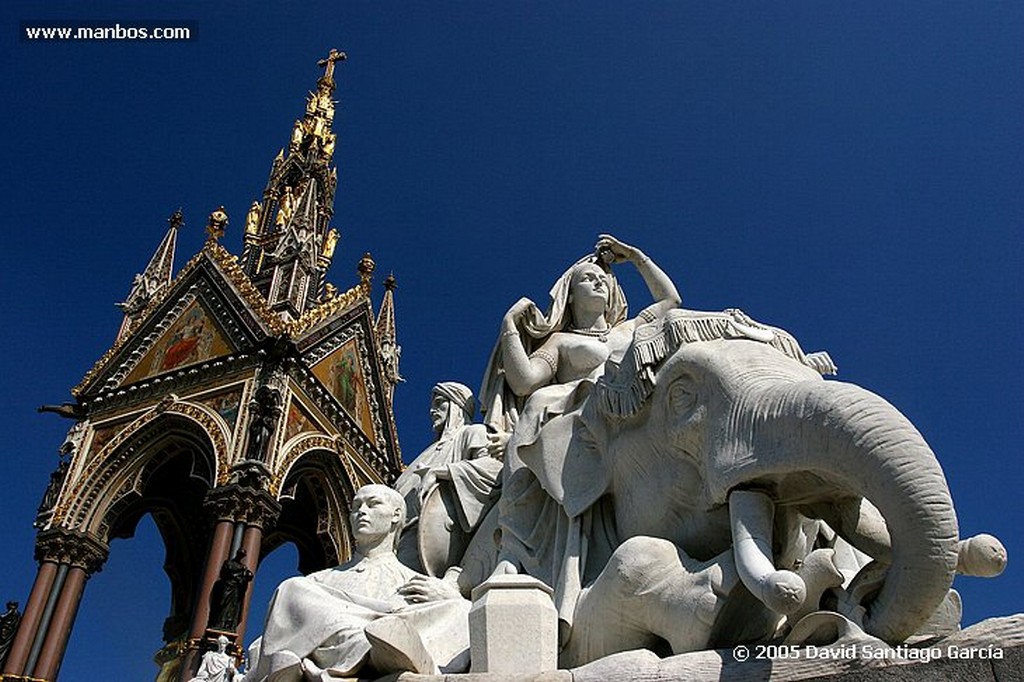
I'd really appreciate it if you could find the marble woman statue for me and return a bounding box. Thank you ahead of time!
[480,234,681,634]
[189,635,239,682]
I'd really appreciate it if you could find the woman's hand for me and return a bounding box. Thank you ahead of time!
[596,234,642,265]
[502,297,534,331]
[486,429,510,460]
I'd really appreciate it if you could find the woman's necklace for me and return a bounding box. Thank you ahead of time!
[569,326,609,342]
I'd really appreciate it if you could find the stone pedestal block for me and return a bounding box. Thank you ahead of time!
[469,574,558,673]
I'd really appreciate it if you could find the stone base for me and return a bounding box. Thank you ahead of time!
[382,614,1022,682]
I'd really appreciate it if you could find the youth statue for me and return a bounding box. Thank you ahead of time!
[246,485,470,681]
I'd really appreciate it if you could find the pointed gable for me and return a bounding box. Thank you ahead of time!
[121,301,233,384]
[74,242,282,397]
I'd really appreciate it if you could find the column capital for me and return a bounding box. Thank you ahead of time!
[33,528,109,575]
[204,463,281,527]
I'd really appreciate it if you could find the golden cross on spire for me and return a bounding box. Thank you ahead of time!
[317,49,347,86]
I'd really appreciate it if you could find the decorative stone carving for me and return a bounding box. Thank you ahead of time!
[34,528,109,574]
[0,601,21,666]
[204,480,281,528]
[246,485,470,680]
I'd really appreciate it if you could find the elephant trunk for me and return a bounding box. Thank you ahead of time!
[729,380,959,644]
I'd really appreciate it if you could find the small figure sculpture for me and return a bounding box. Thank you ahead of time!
[378,337,404,385]
[289,121,304,151]
[206,207,229,240]
[394,383,502,578]
[245,386,281,461]
[189,635,239,682]
[0,601,21,666]
[321,133,336,158]
[209,549,253,632]
[247,485,470,680]
[244,201,262,239]
[321,228,339,259]
[274,187,295,228]
[34,459,69,527]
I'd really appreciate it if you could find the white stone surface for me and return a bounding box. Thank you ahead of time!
[469,574,558,674]
[463,236,1007,666]
[245,485,470,681]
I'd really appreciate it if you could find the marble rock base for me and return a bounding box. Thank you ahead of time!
[383,614,1022,682]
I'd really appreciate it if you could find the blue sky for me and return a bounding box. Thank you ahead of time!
[1,2,1021,679]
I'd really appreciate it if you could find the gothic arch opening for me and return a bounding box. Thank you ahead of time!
[266,449,354,575]
[87,415,220,651]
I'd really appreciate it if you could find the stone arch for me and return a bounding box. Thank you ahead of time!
[57,400,230,533]
[57,407,226,646]
[266,442,356,574]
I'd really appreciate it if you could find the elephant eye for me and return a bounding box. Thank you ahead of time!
[668,380,695,410]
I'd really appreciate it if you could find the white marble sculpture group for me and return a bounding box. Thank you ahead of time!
[243,235,1007,681]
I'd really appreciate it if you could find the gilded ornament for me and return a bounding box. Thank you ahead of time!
[206,206,228,240]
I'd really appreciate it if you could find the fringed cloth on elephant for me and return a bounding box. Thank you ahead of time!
[249,553,470,680]
[498,377,620,641]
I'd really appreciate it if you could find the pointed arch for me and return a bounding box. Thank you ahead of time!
[266,441,358,574]
[55,400,231,534]
[42,405,230,650]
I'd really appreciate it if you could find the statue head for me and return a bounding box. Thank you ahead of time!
[350,484,406,552]
[568,262,612,321]
[216,634,230,653]
[430,382,475,434]
[522,255,627,339]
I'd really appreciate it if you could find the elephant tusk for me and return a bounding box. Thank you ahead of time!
[729,489,807,615]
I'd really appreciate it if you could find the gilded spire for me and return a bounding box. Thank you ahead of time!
[115,210,181,343]
[240,49,346,319]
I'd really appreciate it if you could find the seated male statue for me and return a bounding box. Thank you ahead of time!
[246,485,470,681]
[394,381,503,578]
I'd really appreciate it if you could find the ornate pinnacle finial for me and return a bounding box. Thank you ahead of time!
[358,252,375,282]
[168,208,184,231]
[206,206,229,241]
[317,49,347,90]
[384,273,397,292]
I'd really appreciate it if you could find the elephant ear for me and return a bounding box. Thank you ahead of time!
[561,403,612,518]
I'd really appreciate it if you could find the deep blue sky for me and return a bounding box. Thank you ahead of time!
[1,3,1021,679]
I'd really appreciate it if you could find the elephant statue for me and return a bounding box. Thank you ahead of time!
[493,307,1006,664]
